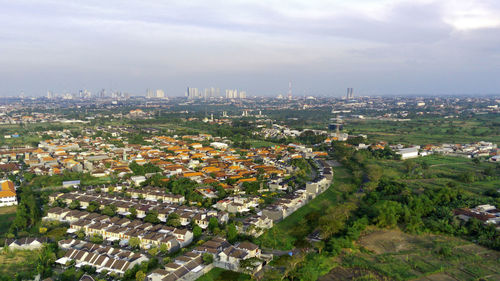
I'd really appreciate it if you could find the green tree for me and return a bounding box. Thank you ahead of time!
[128,207,137,219]
[318,203,355,239]
[458,171,476,183]
[10,186,41,233]
[69,200,81,210]
[373,200,402,228]
[166,213,181,227]
[76,229,86,239]
[135,270,146,281]
[36,244,56,278]
[87,201,100,212]
[58,267,83,281]
[208,217,219,233]
[129,237,141,249]
[226,223,238,243]
[144,210,160,224]
[159,243,169,254]
[202,253,214,264]
[148,247,159,256]
[90,234,103,244]
[193,225,202,239]
[472,157,480,165]
[101,204,117,216]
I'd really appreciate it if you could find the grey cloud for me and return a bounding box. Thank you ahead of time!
[0,0,499,96]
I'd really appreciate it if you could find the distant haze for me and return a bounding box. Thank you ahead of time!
[1,0,500,97]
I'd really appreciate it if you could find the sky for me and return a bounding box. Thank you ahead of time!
[1,0,500,97]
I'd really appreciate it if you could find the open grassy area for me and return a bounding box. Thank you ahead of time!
[247,139,278,148]
[195,267,250,281]
[347,116,500,145]
[256,166,352,250]
[338,227,500,281]
[0,206,16,236]
[0,249,38,279]
[368,155,500,197]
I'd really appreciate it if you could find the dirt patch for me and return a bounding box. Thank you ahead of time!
[0,206,16,215]
[318,266,391,281]
[358,229,418,254]
[457,244,500,259]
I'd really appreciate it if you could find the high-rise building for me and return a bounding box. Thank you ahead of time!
[98,89,106,99]
[156,89,165,98]
[226,89,237,99]
[346,88,354,99]
[146,89,155,99]
[186,87,200,99]
[288,81,292,100]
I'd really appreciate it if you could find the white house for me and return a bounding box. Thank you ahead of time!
[0,180,17,207]
[6,237,47,250]
[210,142,228,150]
[130,176,146,186]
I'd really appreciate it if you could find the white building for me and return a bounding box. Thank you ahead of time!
[0,180,17,207]
[397,146,420,160]
[210,142,228,150]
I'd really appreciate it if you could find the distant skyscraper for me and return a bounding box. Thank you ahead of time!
[98,89,106,98]
[186,87,200,99]
[146,89,154,98]
[346,88,354,99]
[288,81,292,100]
[156,89,165,98]
[226,89,236,99]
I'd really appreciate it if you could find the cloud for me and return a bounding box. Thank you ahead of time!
[0,0,499,96]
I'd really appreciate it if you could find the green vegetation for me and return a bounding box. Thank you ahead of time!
[0,249,39,280]
[262,140,500,281]
[0,206,17,236]
[9,186,41,236]
[347,115,500,145]
[195,267,250,281]
[129,161,162,175]
[341,228,500,281]
[256,166,351,250]
[24,171,115,189]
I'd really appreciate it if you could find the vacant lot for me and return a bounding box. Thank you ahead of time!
[368,155,500,197]
[0,249,38,278]
[338,228,500,281]
[0,206,16,236]
[195,268,250,281]
[347,116,500,145]
[319,266,390,281]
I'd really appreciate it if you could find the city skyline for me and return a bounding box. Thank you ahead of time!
[1,0,500,97]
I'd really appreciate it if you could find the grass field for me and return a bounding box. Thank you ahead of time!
[256,166,352,250]
[195,268,250,281]
[247,139,278,148]
[0,249,38,278]
[0,206,16,236]
[338,227,500,281]
[346,116,500,145]
[368,155,500,197]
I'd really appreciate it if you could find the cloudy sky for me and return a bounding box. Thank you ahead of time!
[1,0,500,97]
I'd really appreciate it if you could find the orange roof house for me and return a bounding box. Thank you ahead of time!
[183,172,204,178]
[0,180,17,202]
[202,167,221,173]
[1,180,15,192]
[237,177,257,184]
